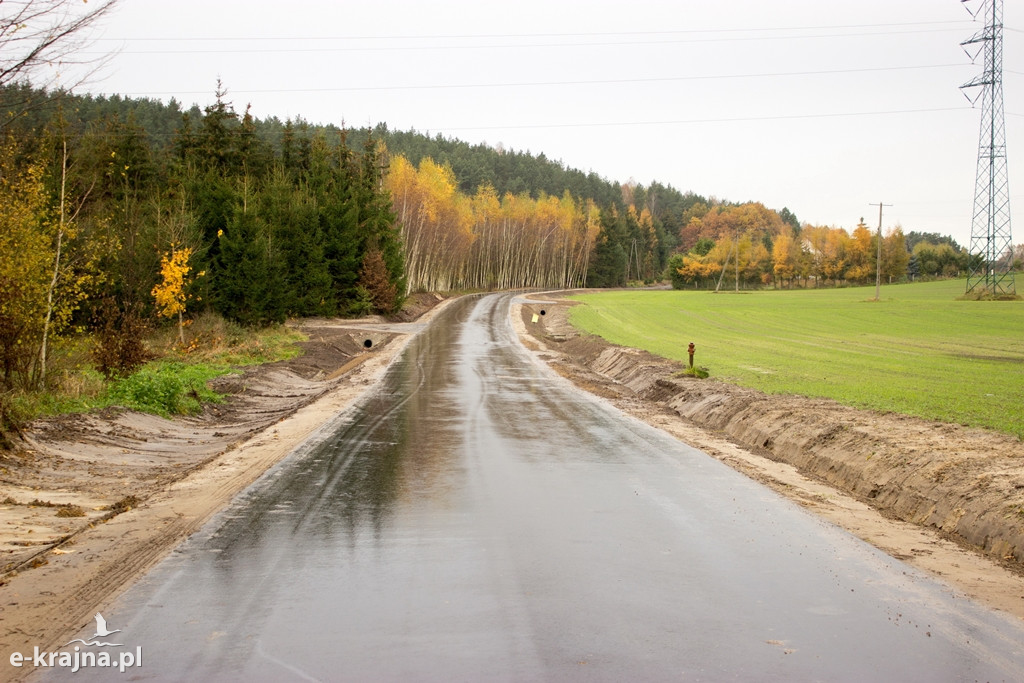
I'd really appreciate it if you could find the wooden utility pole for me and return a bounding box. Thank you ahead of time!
[871,202,892,301]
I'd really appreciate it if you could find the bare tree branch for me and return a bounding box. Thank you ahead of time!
[0,0,120,90]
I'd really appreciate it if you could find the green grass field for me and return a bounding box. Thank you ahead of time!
[569,280,1024,438]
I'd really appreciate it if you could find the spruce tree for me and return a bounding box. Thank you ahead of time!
[197,80,239,175]
[358,136,406,307]
[259,169,334,316]
[587,209,628,287]
[309,132,363,314]
[214,208,285,326]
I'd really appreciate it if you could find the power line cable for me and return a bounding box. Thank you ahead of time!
[109,63,968,97]
[425,106,972,133]
[94,20,975,42]
[87,27,972,55]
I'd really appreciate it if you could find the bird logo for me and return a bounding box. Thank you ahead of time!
[65,613,123,647]
[92,613,121,639]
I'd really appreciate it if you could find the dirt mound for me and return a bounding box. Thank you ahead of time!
[388,291,448,323]
[518,297,1024,573]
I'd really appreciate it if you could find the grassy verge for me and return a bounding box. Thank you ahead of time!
[569,279,1024,438]
[103,362,230,418]
[4,313,306,426]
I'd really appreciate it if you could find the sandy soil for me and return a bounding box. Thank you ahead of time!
[3,289,1023,670]
[0,293,450,666]
[513,293,1024,623]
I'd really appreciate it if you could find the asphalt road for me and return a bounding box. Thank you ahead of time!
[52,293,1024,681]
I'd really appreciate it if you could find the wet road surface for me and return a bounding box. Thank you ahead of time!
[54,294,1024,681]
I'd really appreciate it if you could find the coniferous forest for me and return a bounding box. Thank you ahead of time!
[0,85,404,388]
[0,84,700,388]
[1,83,973,400]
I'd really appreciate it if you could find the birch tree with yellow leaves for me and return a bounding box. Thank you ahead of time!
[387,155,597,291]
[152,246,198,345]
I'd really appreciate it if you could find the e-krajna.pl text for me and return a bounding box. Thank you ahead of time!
[10,646,142,674]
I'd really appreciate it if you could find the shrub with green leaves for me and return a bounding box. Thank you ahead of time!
[106,363,226,417]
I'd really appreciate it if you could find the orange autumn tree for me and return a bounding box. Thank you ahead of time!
[772,228,803,288]
[152,246,199,344]
[846,220,875,284]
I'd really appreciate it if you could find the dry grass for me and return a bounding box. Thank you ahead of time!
[149,312,306,366]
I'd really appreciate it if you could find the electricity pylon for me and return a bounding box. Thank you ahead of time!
[961,0,1015,296]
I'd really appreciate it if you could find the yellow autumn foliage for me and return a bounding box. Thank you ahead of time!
[0,144,53,385]
[387,154,596,291]
[152,247,194,319]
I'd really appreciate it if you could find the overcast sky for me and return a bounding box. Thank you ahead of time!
[67,0,1024,246]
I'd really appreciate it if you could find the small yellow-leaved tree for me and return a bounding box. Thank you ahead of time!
[151,246,197,345]
[0,145,51,388]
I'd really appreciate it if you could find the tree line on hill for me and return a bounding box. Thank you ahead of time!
[0,83,977,396]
